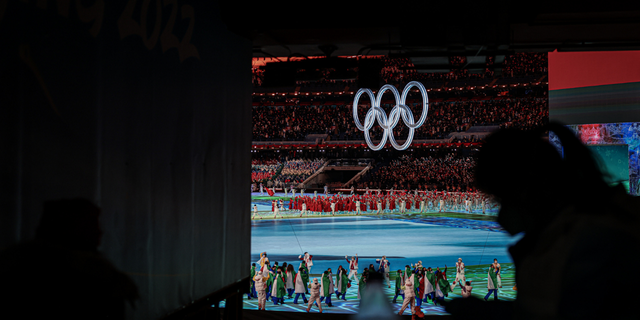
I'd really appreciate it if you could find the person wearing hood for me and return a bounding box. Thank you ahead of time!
[253,270,268,310]
[293,267,309,304]
[307,278,323,313]
[398,272,416,316]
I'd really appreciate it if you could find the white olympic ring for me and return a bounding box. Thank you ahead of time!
[352,81,429,151]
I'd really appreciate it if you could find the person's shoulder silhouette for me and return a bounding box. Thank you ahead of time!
[0,198,138,319]
[445,123,640,319]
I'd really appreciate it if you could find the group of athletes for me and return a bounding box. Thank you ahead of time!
[253,188,497,219]
[249,251,504,315]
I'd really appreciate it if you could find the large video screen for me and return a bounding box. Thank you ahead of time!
[549,50,640,125]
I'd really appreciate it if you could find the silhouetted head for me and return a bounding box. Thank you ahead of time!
[475,123,611,235]
[36,198,102,252]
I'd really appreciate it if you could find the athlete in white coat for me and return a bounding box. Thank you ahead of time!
[346,254,358,281]
[293,267,308,304]
[299,252,313,274]
[254,271,267,310]
[398,275,416,315]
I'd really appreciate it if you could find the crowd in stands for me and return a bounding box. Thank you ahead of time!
[251,53,547,90]
[251,159,282,183]
[252,53,547,90]
[252,96,548,141]
[252,67,264,87]
[274,158,325,185]
[361,154,476,191]
[251,158,325,186]
[502,52,548,77]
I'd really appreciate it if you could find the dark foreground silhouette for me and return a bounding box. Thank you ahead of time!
[0,198,138,319]
[444,123,640,319]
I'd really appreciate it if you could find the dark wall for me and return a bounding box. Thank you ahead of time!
[0,1,251,318]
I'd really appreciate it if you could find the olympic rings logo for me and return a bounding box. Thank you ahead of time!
[352,81,429,151]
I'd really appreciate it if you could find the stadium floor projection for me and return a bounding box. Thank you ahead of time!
[245,192,519,315]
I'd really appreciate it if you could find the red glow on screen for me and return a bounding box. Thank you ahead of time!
[548,50,640,90]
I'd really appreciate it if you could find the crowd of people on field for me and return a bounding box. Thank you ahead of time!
[250,250,502,314]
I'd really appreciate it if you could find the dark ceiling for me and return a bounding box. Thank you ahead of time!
[221,1,640,60]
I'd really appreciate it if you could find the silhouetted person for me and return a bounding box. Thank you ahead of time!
[0,198,138,319]
[445,123,640,319]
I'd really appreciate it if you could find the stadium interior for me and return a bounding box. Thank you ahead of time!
[2,1,640,320]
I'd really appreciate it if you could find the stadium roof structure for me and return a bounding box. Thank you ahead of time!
[222,2,640,71]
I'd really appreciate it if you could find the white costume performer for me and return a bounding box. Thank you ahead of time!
[455,258,466,284]
[254,271,267,310]
[252,204,259,219]
[346,255,358,281]
[300,202,307,217]
[273,201,281,219]
[307,278,322,313]
[300,253,313,274]
[398,275,416,315]
[355,200,361,215]
[460,282,473,298]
